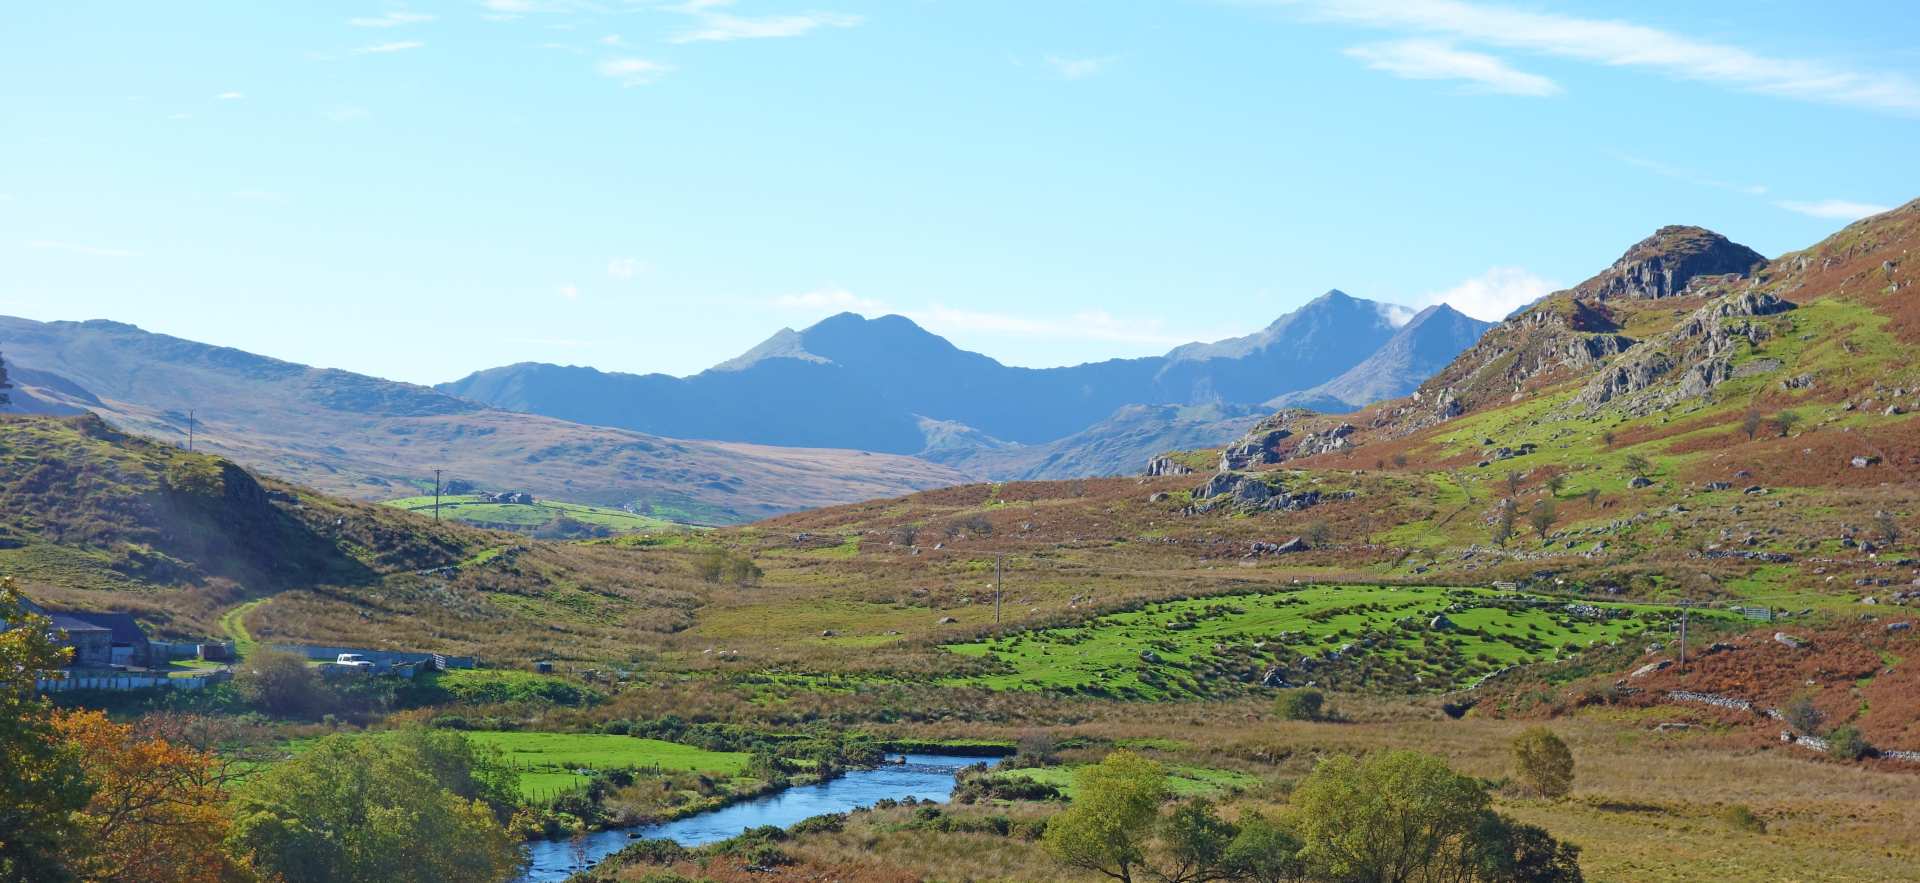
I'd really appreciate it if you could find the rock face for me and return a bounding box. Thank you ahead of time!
[1188,472,1342,514]
[1215,410,1360,469]
[1145,455,1195,477]
[1575,290,1795,413]
[1581,225,1766,302]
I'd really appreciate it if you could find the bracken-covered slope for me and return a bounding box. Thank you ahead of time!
[0,317,968,524]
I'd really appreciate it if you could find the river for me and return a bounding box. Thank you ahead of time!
[515,753,979,882]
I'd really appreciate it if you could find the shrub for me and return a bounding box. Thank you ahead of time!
[1781,695,1824,735]
[1274,688,1325,722]
[1825,726,1870,761]
[234,649,333,718]
[1719,804,1767,834]
[1510,727,1575,799]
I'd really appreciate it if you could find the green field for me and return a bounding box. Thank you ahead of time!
[462,731,751,798]
[381,495,680,533]
[946,585,1697,699]
[995,764,1260,800]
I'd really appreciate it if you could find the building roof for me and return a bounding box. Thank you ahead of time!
[52,610,146,645]
[43,612,111,635]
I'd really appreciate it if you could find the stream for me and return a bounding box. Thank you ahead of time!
[515,753,979,882]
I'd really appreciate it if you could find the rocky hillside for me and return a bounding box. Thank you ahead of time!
[0,317,967,524]
[1206,202,1918,472]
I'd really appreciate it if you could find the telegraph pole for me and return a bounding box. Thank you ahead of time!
[187,409,195,451]
[994,554,1004,626]
[433,468,443,523]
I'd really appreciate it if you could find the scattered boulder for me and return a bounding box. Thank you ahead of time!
[1428,614,1455,631]
[1629,476,1654,489]
[937,616,958,625]
[1852,455,1881,469]
[1773,632,1807,650]
[1630,660,1671,678]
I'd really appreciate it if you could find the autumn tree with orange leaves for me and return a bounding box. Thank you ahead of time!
[51,710,257,883]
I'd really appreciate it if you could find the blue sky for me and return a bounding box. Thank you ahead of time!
[3,1,1916,384]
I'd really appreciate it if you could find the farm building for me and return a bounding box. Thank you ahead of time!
[5,597,155,670]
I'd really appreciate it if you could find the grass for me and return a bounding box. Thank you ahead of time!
[462,731,751,798]
[945,585,1697,699]
[381,494,681,532]
[996,763,1260,799]
[218,598,268,660]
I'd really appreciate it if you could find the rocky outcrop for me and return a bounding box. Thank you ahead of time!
[1578,225,1766,302]
[1145,455,1195,477]
[1188,472,1343,514]
[1216,410,1362,469]
[1576,290,1796,413]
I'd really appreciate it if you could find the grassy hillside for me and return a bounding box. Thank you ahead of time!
[380,494,683,534]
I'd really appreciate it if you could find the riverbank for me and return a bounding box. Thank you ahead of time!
[517,753,979,883]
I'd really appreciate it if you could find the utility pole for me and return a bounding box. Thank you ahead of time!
[1677,594,1692,670]
[433,468,443,523]
[187,409,195,451]
[994,553,1004,626]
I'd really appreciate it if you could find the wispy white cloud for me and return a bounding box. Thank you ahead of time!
[598,57,674,86]
[607,257,646,279]
[666,1,862,44]
[349,11,434,27]
[1045,55,1116,80]
[1613,153,1767,196]
[600,33,622,46]
[216,90,246,100]
[771,288,888,314]
[1776,199,1892,221]
[1262,0,1920,115]
[352,40,424,54]
[559,283,580,300]
[1413,266,1558,321]
[27,240,141,259]
[1343,39,1557,96]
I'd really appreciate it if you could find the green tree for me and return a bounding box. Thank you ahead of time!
[1771,410,1802,437]
[1155,799,1237,883]
[234,649,332,718]
[226,732,520,883]
[0,577,92,883]
[1543,474,1567,497]
[1472,815,1585,882]
[1220,813,1306,883]
[1042,750,1167,883]
[1491,500,1517,547]
[1274,689,1325,722]
[1824,726,1870,761]
[1528,499,1558,540]
[1510,727,1575,799]
[1290,751,1492,883]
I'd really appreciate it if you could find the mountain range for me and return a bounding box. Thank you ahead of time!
[1,291,1489,521]
[0,317,966,524]
[440,291,1492,478]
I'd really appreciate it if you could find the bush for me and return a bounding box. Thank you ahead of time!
[1510,727,1575,799]
[1275,689,1325,721]
[234,649,333,718]
[1719,804,1767,834]
[1825,726,1870,761]
[1781,695,1824,735]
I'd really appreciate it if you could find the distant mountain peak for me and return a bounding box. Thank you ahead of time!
[710,327,827,373]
